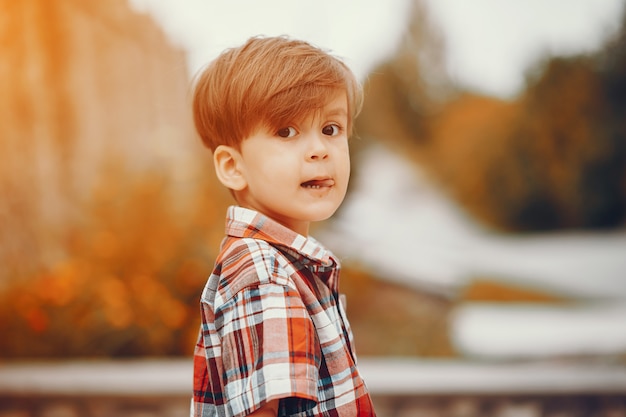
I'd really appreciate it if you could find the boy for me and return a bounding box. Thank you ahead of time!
[191,36,376,417]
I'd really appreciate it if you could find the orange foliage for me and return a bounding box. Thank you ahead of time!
[423,94,519,227]
[462,278,567,303]
[0,162,230,358]
[339,263,455,357]
[0,0,222,358]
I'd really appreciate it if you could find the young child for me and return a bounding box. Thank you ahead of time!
[191,36,376,417]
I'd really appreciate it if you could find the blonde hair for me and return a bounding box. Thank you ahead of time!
[192,36,362,151]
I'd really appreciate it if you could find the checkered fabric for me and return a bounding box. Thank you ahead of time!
[192,206,376,416]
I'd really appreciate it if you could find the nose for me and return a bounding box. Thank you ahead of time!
[306,133,329,161]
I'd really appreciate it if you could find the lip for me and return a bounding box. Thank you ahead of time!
[300,177,335,189]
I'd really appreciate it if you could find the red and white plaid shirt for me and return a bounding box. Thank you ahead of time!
[192,206,376,417]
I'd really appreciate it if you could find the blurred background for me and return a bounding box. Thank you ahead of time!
[1,0,626,415]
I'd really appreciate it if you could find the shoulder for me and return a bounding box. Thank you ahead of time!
[216,237,292,295]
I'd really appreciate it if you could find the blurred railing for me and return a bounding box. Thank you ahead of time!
[0,359,625,417]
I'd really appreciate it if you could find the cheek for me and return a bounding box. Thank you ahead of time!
[249,156,281,177]
[337,147,351,176]
[335,154,351,192]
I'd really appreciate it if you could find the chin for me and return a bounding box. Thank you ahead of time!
[307,207,340,223]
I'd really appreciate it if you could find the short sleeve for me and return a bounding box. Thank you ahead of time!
[216,283,320,417]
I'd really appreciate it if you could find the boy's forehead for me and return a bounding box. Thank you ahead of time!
[297,91,349,119]
[322,93,349,115]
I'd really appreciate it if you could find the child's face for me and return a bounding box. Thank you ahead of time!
[235,91,350,235]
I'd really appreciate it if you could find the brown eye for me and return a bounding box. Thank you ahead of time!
[277,127,297,138]
[322,124,340,136]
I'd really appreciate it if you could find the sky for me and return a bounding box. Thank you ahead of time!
[129,0,625,98]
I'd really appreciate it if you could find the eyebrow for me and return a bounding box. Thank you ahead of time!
[324,107,348,118]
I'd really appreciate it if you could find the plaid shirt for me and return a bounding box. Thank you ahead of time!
[192,206,376,417]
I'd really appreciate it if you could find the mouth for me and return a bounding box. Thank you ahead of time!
[301,178,335,189]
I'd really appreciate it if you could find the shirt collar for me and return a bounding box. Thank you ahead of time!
[225,206,336,267]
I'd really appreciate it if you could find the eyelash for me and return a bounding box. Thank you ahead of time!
[322,123,342,136]
[276,123,343,138]
[277,126,297,138]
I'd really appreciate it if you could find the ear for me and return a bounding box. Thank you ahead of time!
[213,145,247,191]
